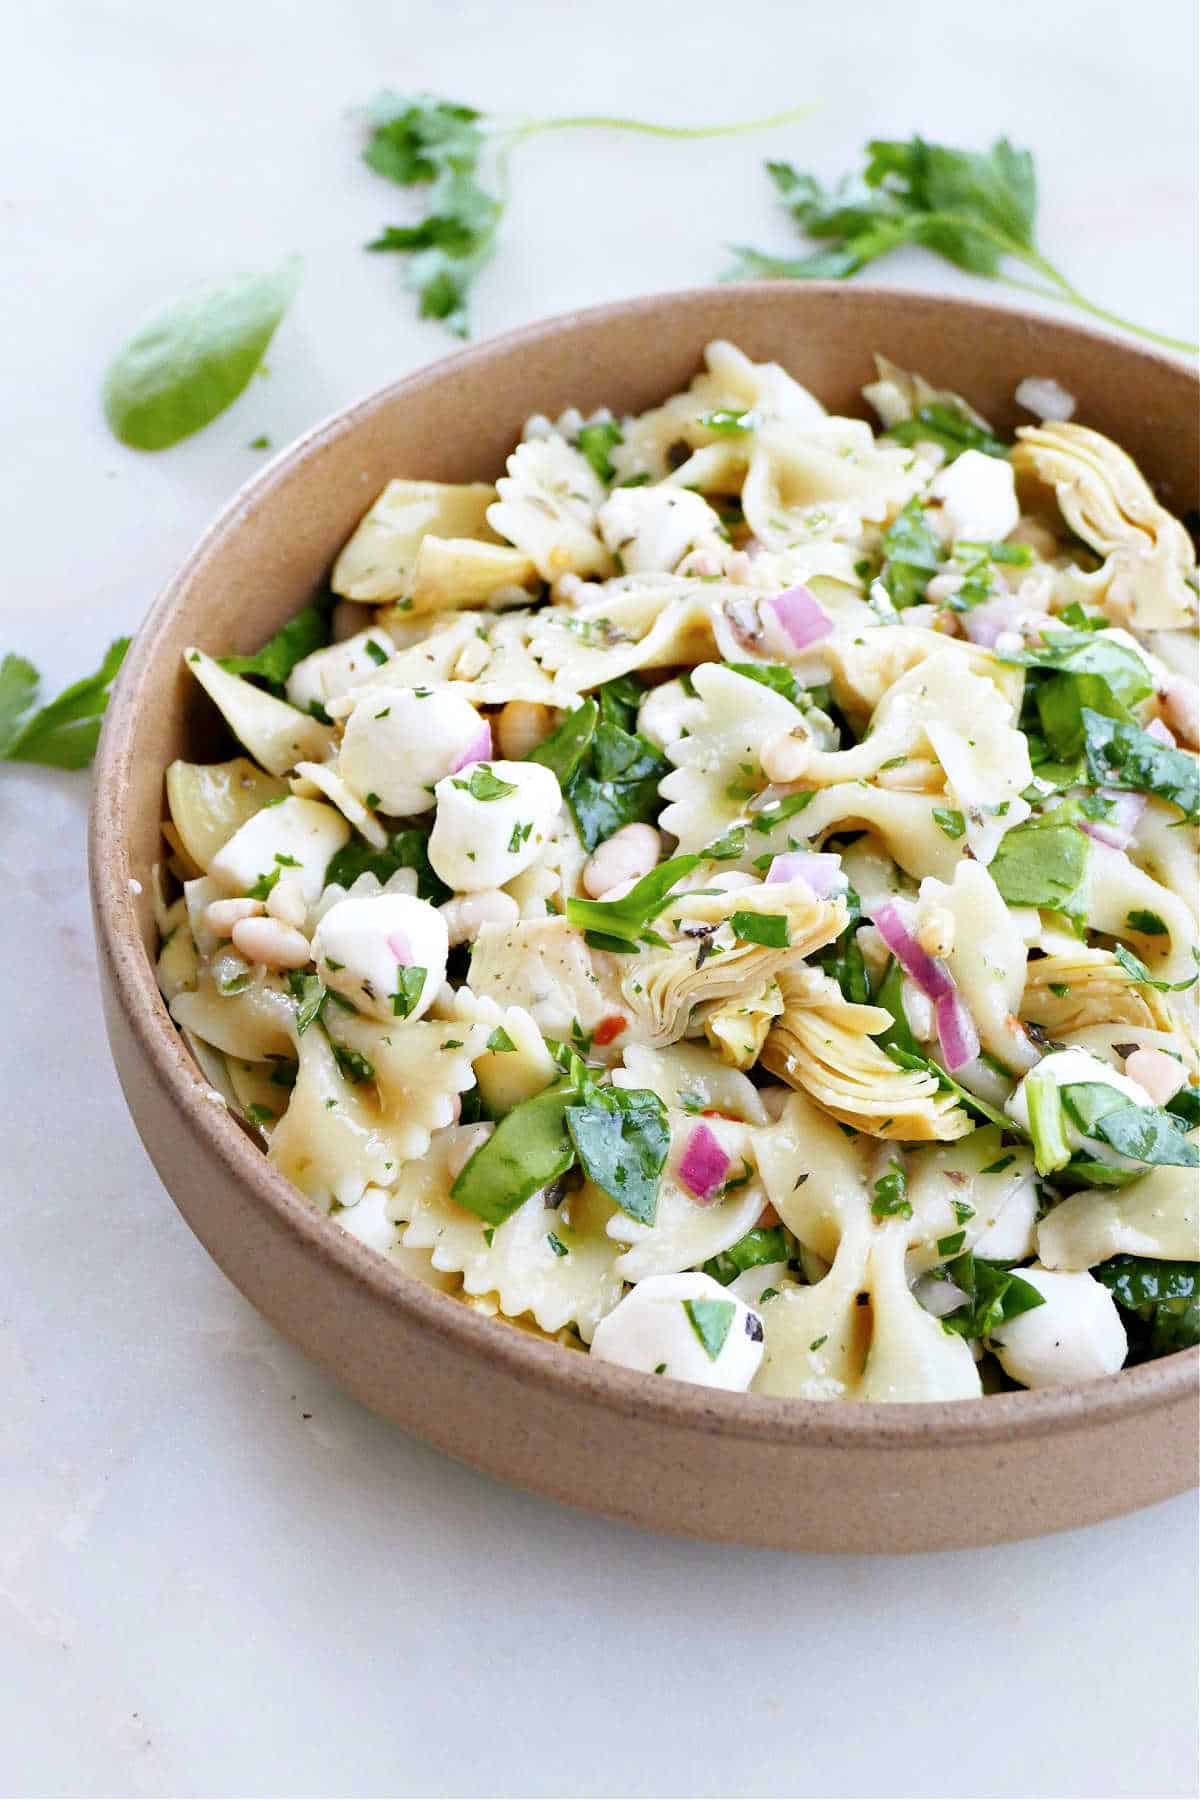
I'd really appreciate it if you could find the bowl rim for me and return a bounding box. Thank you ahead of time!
[90,280,1199,1450]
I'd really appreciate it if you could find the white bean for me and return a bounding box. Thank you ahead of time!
[266,873,308,930]
[445,1123,494,1181]
[205,897,264,936]
[439,889,520,946]
[496,700,554,760]
[759,730,810,785]
[231,915,311,968]
[582,823,661,900]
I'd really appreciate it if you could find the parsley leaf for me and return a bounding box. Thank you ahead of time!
[453,763,517,802]
[879,497,942,610]
[219,603,330,695]
[1112,943,1198,994]
[0,638,130,770]
[286,970,328,1035]
[871,1159,912,1218]
[390,967,427,1019]
[888,402,1009,462]
[565,1085,669,1226]
[576,420,623,483]
[486,1026,517,1053]
[724,137,1196,355]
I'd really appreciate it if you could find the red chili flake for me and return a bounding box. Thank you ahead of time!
[592,1014,627,1047]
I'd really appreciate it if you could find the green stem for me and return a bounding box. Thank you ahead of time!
[501,102,816,146]
[1000,248,1198,355]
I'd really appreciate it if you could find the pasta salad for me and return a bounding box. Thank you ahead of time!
[155,341,1199,1402]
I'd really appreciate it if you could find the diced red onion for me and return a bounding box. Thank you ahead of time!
[678,1124,730,1204]
[1145,717,1177,748]
[935,990,980,1072]
[1079,790,1145,850]
[387,933,412,965]
[450,720,494,772]
[961,594,1027,647]
[766,850,842,895]
[768,586,834,651]
[872,901,954,1000]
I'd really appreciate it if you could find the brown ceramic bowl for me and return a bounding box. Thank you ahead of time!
[89,284,1199,1552]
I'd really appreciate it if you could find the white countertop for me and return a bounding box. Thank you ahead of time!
[3,3,1197,1795]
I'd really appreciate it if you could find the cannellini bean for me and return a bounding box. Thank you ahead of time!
[582,823,661,899]
[231,915,311,968]
[925,571,963,606]
[439,888,520,946]
[759,730,810,785]
[1122,1048,1187,1106]
[205,897,264,936]
[266,873,308,930]
[445,1123,494,1182]
[496,700,554,760]
[916,905,955,958]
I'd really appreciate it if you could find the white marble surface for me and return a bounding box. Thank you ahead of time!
[3,3,1197,1796]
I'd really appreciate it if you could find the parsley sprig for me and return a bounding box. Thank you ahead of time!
[0,639,130,770]
[725,136,1197,354]
[361,92,814,336]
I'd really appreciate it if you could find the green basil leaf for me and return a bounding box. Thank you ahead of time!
[1081,709,1199,823]
[567,719,669,851]
[526,699,598,785]
[450,1075,580,1225]
[103,260,302,450]
[933,807,966,839]
[941,1252,1045,1339]
[565,1086,669,1226]
[998,631,1154,709]
[872,1159,912,1217]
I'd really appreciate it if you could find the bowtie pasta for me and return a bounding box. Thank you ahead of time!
[157,342,1200,1402]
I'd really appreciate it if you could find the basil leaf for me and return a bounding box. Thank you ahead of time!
[103,260,302,450]
[1081,710,1199,823]
[989,809,1090,920]
[450,1075,580,1225]
[703,1225,795,1286]
[576,420,623,483]
[0,637,129,770]
[879,496,941,609]
[567,853,703,947]
[219,604,330,696]
[730,910,790,948]
[325,827,448,904]
[1112,943,1198,994]
[682,1297,736,1360]
[888,402,1009,462]
[565,1086,669,1225]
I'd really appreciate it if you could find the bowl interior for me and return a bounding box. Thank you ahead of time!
[92,282,1199,1455]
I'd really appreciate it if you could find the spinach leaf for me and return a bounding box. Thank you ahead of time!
[1081,710,1199,823]
[0,638,130,770]
[450,1075,581,1225]
[888,402,1009,462]
[703,1225,795,1286]
[568,719,669,850]
[566,853,703,950]
[1060,1083,1199,1168]
[999,631,1153,708]
[941,1252,1045,1339]
[1093,1256,1199,1355]
[884,1043,1016,1132]
[219,603,331,695]
[872,1159,912,1218]
[879,497,942,610]
[103,261,302,450]
[989,807,1090,921]
[723,137,1195,356]
[725,662,805,707]
[565,1085,669,1225]
[873,956,920,1056]
[526,699,598,785]
[730,910,790,948]
[325,827,449,904]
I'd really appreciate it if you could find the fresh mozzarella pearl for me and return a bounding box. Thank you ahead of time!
[339,687,490,816]
[209,797,350,903]
[590,1272,765,1392]
[285,626,396,713]
[989,1267,1127,1388]
[930,449,1019,543]
[310,893,448,1021]
[1005,1048,1155,1159]
[428,760,561,893]
[596,486,725,575]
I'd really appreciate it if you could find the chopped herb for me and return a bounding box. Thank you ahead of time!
[1126,909,1169,937]
[933,807,966,839]
[730,910,790,948]
[565,1085,670,1226]
[937,1231,966,1256]
[576,419,623,482]
[546,1231,569,1258]
[363,638,390,667]
[871,1159,911,1218]
[247,1102,276,1124]
[219,604,330,695]
[453,763,517,802]
[751,789,817,834]
[703,1225,794,1286]
[331,1042,375,1084]
[878,496,941,609]
[1112,943,1198,994]
[809,1334,828,1351]
[390,966,427,1018]
[980,1154,1016,1175]
[287,969,328,1034]
[486,1026,517,1053]
[683,1296,736,1361]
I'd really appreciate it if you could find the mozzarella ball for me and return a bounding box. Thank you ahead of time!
[1006,1048,1155,1160]
[339,687,491,816]
[208,796,350,904]
[590,1272,765,1392]
[310,892,448,1021]
[989,1267,1127,1389]
[428,760,561,893]
[972,1170,1039,1261]
[931,449,1019,543]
